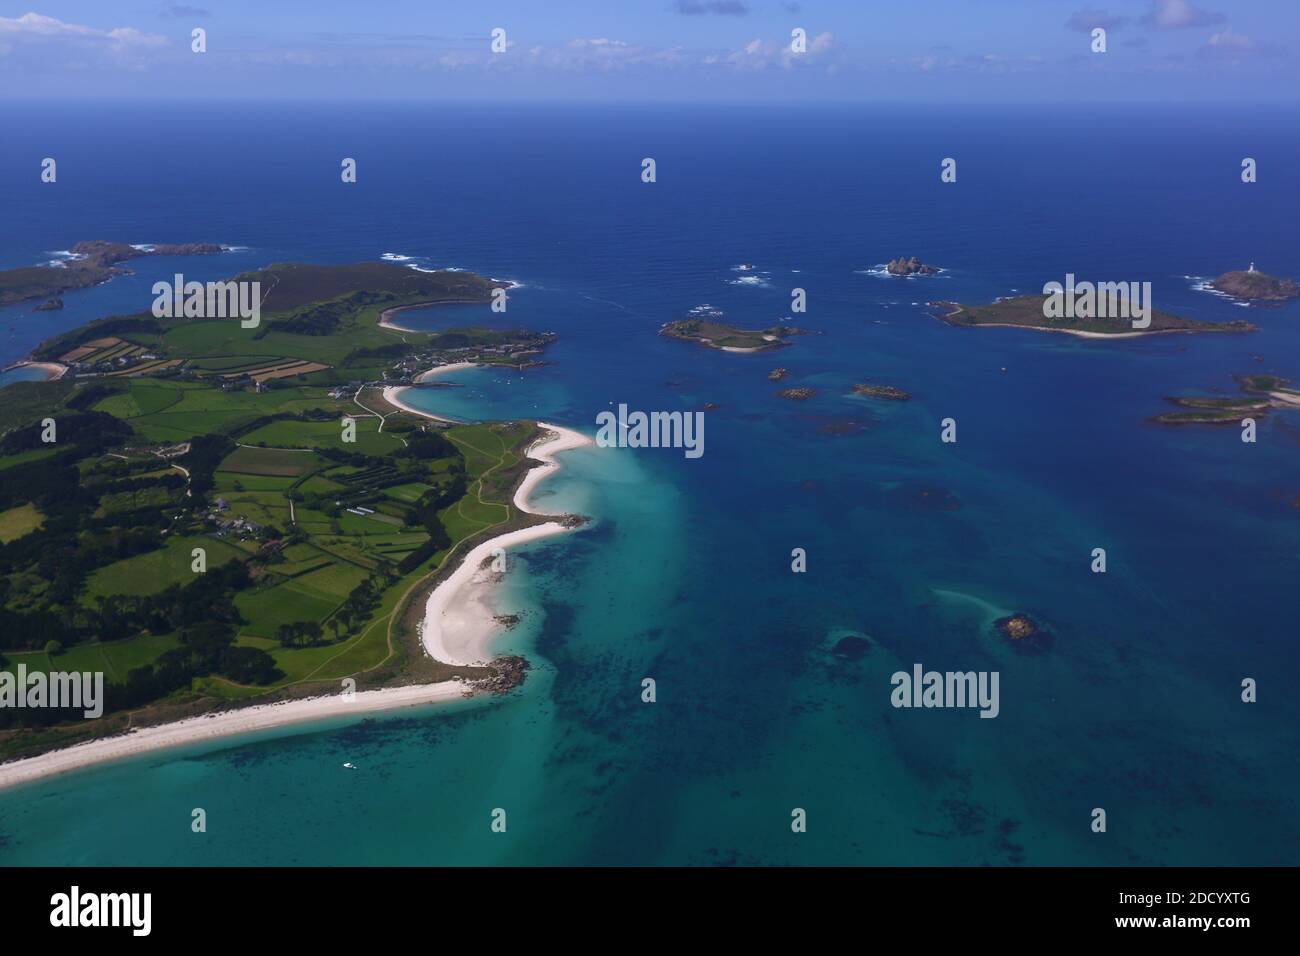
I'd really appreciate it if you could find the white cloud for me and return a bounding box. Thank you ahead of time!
[1065,9,1130,33]
[1195,29,1273,59]
[1203,29,1251,51]
[0,11,168,73]
[727,31,833,70]
[1143,0,1224,30]
[0,12,167,47]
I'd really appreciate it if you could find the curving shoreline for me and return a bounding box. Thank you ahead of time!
[3,360,68,381]
[0,411,591,792]
[378,299,484,332]
[381,362,481,423]
[419,423,592,666]
[0,682,472,792]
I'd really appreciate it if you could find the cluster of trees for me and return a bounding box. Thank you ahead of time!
[342,342,414,367]
[0,557,255,655]
[0,414,166,610]
[0,562,282,729]
[275,620,325,648]
[397,430,457,461]
[87,618,281,724]
[396,476,463,573]
[325,564,398,640]
[185,434,237,499]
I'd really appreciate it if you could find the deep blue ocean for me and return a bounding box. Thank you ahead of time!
[0,103,1297,865]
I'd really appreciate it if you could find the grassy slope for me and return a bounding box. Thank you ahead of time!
[0,502,44,544]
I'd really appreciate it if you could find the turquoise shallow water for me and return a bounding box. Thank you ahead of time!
[1,103,1298,864]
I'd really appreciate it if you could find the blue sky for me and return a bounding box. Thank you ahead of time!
[1,1,1297,102]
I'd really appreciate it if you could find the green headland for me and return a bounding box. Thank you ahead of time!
[661,317,797,352]
[0,258,561,761]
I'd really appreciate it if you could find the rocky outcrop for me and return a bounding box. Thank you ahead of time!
[886,256,940,276]
[69,240,224,268]
[1209,268,1299,302]
[475,655,530,694]
[995,613,1052,652]
[776,387,816,401]
[1,240,227,307]
[851,383,909,400]
[768,368,789,381]
[33,297,63,312]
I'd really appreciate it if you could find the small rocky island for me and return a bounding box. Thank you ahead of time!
[0,239,226,306]
[661,317,796,353]
[776,387,817,401]
[886,256,940,276]
[995,613,1052,652]
[1154,374,1300,425]
[851,383,909,401]
[1208,264,1300,302]
[33,297,64,312]
[768,368,789,381]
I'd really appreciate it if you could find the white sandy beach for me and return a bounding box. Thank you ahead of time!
[381,362,481,423]
[0,408,590,791]
[971,322,1201,340]
[0,682,470,791]
[420,423,592,666]
[4,360,68,380]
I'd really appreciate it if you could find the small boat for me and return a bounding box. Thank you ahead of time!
[342,762,356,770]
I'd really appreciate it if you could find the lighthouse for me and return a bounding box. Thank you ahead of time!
[1248,261,1257,273]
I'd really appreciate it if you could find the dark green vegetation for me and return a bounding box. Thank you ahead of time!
[932,296,1255,336]
[1153,374,1300,424]
[1209,269,1300,302]
[0,240,223,307]
[35,260,548,385]
[0,261,560,759]
[661,318,796,352]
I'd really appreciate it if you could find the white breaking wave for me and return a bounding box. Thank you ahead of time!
[856,263,950,279]
[43,249,86,268]
[1186,275,1250,306]
[380,252,470,275]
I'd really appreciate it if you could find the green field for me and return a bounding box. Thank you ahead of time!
[218,444,323,477]
[0,446,59,473]
[0,502,44,543]
[3,633,184,685]
[240,416,403,455]
[83,534,249,601]
[93,379,344,442]
[212,471,297,492]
